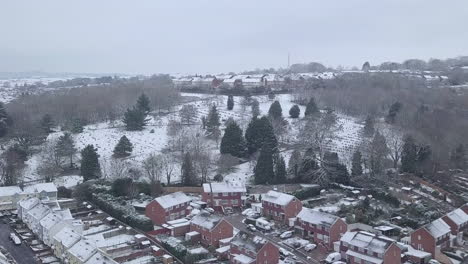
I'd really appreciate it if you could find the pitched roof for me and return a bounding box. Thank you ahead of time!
[341,231,395,254]
[0,186,22,196]
[446,208,468,227]
[18,197,40,210]
[40,209,73,230]
[191,212,225,230]
[154,192,191,209]
[68,238,98,262]
[84,251,116,264]
[202,182,246,193]
[53,227,81,248]
[297,208,340,227]
[425,218,451,238]
[231,232,270,254]
[262,191,295,206]
[24,183,57,193]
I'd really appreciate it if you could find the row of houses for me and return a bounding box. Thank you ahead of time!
[0,182,58,211]
[13,186,177,264]
[172,72,336,90]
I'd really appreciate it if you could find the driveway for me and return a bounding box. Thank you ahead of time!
[0,222,37,264]
[226,214,322,264]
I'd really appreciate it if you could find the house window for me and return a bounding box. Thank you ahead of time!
[264,251,267,257]
[418,235,421,240]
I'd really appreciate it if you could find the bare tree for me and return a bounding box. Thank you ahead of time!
[101,158,130,179]
[161,154,175,185]
[37,139,63,182]
[381,126,404,169]
[179,104,198,125]
[143,153,163,184]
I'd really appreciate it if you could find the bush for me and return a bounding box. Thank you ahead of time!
[57,186,72,198]
[111,178,133,197]
[294,187,321,200]
[368,190,400,207]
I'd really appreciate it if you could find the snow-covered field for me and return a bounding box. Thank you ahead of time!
[22,92,365,186]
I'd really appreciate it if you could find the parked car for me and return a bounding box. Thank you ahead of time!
[323,252,341,263]
[248,224,257,232]
[304,243,317,251]
[255,218,272,231]
[9,233,21,245]
[279,231,293,239]
[332,262,346,264]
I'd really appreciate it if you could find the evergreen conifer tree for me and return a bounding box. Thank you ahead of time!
[401,135,418,173]
[289,105,300,118]
[206,105,220,135]
[80,144,101,181]
[136,93,151,114]
[254,144,274,184]
[55,133,77,168]
[245,116,277,155]
[40,114,55,134]
[363,115,375,137]
[0,102,12,137]
[71,118,84,133]
[385,101,402,124]
[369,131,388,176]
[181,152,197,186]
[288,149,302,180]
[227,95,234,110]
[251,99,260,118]
[451,144,467,170]
[268,101,282,120]
[220,121,245,157]
[304,97,319,117]
[113,135,133,158]
[123,107,148,131]
[274,154,287,184]
[351,150,363,176]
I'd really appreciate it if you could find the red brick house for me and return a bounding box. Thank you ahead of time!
[340,231,402,264]
[189,212,233,248]
[442,208,468,236]
[229,232,279,264]
[262,191,302,224]
[410,218,451,258]
[145,192,192,225]
[295,208,347,249]
[202,182,246,212]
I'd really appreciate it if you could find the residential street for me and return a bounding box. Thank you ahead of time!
[0,222,37,264]
[225,214,322,264]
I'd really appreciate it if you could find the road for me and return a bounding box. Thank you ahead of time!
[226,215,321,264]
[0,222,37,264]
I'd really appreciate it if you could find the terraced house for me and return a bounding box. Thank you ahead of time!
[339,231,401,264]
[145,192,192,225]
[295,207,347,249]
[410,218,451,259]
[229,232,279,264]
[261,190,302,224]
[202,182,246,213]
[189,212,234,248]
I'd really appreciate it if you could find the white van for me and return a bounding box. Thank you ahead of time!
[324,252,341,263]
[255,218,272,230]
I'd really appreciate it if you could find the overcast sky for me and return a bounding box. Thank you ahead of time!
[1,0,467,75]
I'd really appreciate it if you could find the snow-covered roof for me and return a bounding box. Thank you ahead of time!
[191,212,224,230]
[18,197,40,210]
[202,182,246,193]
[402,244,431,259]
[425,218,451,238]
[154,192,191,209]
[297,208,339,227]
[84,251,116,264]
[27,203,51,221]
[446,208,468,227]
[231,232,268,253]
[24,182,57,193]
[53,227,81,248]
[215,245,230,254]
[341,231,395,254]
[0,186,22,196]
[68,238,98,262]
[232,254,254,264]
[40,209,73,230]
[262,191,295,206]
